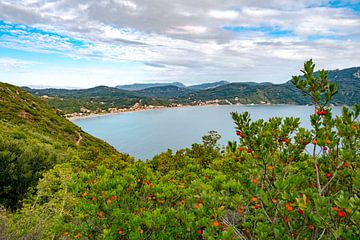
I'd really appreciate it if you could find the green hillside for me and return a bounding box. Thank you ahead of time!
[0,82,132,209]
[24,67,359,115]
[0,61,359,239]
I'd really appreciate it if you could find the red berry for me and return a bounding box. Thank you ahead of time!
[234,157,239,162]
[236,131,245,138]
[298,209,304,215]
[337,211,346,217]
[238,147,244,151]
[326,172,331,178]
[197,229,203,235]
[343,162,349,168]
[247,149,252,153]
[254,204,260,209]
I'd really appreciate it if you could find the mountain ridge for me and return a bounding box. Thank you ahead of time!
[22,66,359,114]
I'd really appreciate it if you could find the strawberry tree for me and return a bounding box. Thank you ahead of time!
[230,59,359,239]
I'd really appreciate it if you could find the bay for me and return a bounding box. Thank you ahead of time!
[72,105,343,160]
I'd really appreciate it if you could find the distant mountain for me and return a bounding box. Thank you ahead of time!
[117,82,185,91]
[24,85,170,113]
[138,85,191,99]
[187,81,230,91]
[190,67,359,105]
[23,66,359,114]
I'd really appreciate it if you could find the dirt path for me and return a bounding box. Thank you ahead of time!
[75,131,82,145]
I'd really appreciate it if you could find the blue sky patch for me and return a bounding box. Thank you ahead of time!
[223,26,294,37]
[0,20,88,49]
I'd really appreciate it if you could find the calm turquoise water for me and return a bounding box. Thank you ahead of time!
[72,105,342,160]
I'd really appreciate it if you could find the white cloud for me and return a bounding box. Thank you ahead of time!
[168,25,207,34]
[0,0,359,86]
[208,10,239,19]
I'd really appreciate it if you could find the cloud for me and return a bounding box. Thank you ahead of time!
[208,10,239,19]
[0,57,37,71]
[0,0,359,86]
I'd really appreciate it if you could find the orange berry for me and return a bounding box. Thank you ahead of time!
[213,220,219,227]
[63,232,69,236]
[252,178,258,184]
[107,199,112,204]
[312,139,317,145]
[195,203,200,209]
[92,196,96,201]
[251,196,258,202]
[97,212,104,218]
[117,228,123,235]
[83,191,88,197]
[286,203,293,212]
[75,232,81,238]
[351,125,357,130]
[325,139,331,145]
[139,229,144,234]
[102,191,106,196]
[272,198,277,204]
[345,208,351,213]
[237,206,244,214]
[267,165,274,171]
[332,207,340,212]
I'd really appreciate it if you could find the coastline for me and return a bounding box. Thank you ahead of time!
[66,103,308,121]
[67,104,201,121]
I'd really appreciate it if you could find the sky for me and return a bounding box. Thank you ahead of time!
[0,0,359,88]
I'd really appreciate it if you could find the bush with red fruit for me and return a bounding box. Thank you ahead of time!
[2,60,358,240]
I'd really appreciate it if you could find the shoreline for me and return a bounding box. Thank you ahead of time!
[68,104,202,121]
[67,103,345,121]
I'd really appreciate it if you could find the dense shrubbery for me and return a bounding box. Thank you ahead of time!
[0,60,359,239]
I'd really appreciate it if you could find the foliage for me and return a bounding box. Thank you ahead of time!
[0,60,359,239]
[0,82,132,209]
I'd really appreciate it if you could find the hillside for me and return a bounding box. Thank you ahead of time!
[1,61,359,239]
[24,85,169,113]
[0,82,132,209]
[23,67,359,116]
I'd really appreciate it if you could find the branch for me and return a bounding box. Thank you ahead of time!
[260,201,273,224]
[320,162,342,195]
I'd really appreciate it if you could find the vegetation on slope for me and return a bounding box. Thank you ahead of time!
[0,82,132,209]
[0,60,359,239]
[24,67,359,115]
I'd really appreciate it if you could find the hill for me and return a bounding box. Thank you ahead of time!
[24,85,170,113]
[0,82,132,209]
[138,85,191,99]
[23,67,359,116]
[116,82,185,91]
[189,67,359,105]
[0,60,359,239]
